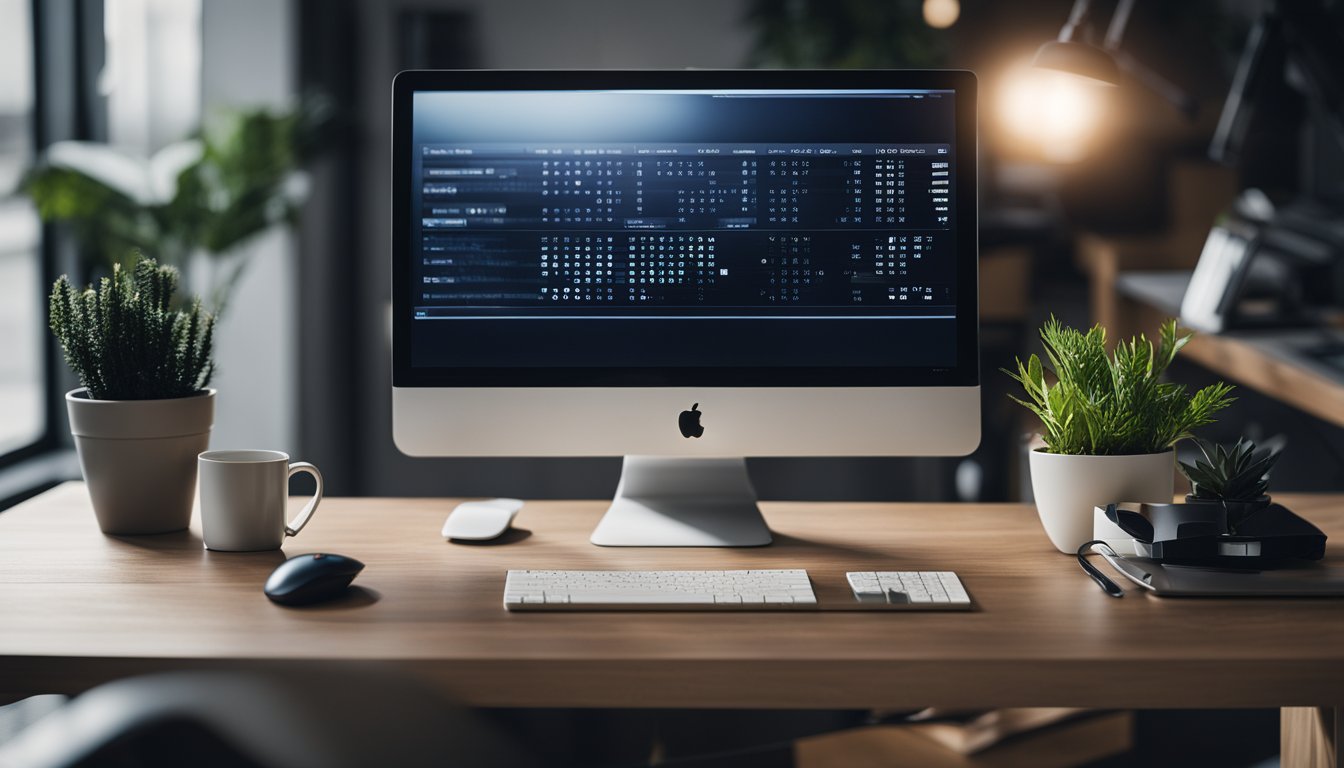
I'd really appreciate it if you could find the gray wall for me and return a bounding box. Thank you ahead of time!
[202,0,298,457]
[341,0,960,500]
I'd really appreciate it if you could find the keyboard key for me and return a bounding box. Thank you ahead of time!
[565,592,716,604]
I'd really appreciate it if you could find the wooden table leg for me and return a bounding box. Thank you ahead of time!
[1282,707,1340,768]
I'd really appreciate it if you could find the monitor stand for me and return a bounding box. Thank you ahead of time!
[590,456,773,547]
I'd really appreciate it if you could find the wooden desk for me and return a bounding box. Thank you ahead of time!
[2,484,1341,760]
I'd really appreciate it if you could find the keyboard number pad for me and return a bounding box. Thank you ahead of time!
[846,571,970,607]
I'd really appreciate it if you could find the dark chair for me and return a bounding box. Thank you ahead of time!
[0,666,541,768]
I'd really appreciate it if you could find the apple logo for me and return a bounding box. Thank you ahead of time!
[678,403,705,439]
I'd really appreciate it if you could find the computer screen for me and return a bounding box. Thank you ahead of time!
[391,71,979,540]
[394,72,977,388]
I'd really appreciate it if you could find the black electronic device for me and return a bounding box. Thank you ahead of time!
[1104,502,1327,569]
[1185,0,1344,333]
[264,553,365,606]
[1181,196,1344,333]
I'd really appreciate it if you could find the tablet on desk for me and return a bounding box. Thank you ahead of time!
[1098,551,1344,597]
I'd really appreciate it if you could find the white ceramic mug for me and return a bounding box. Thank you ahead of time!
[198,450,323,552]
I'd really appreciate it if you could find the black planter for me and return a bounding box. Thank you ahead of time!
[1181,494,1272,535]
[1107,497,1325,567]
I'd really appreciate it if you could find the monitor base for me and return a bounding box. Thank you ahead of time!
[590,456,773,547]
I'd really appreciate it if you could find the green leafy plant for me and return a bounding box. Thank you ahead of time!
[24,100,329,312]
[1180,438,1280,502]
[49,255,214,400]
[1005,317,1235,455]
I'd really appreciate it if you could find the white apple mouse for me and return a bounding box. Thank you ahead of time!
[442,498,524,541]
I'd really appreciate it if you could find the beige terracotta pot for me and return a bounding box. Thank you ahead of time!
[66,388,214,535]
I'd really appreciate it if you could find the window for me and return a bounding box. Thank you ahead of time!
[103,0,200,153]
[0,0,43,456]
[1,0,203,470]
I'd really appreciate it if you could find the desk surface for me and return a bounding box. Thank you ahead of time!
[2,483,1342,710]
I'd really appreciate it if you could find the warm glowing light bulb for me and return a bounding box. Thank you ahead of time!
[923,0,960,29]
[998,63,1106,162]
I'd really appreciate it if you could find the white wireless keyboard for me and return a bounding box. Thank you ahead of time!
[504,569,816,610]
[503,569,972,611]
[846,570,971,608]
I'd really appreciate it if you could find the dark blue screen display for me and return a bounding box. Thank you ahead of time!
[408,89,961,371]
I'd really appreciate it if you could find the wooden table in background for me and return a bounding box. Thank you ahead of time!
[1,484,1341,765]
[1114,271,1344,430]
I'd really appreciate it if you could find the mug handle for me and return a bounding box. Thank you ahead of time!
[284,462,324,537]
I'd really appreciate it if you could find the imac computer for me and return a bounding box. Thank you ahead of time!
[391,70,980,546]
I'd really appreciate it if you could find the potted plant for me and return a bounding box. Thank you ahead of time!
[24,101,327,312]
[1179,437,1281,534]
[50,256,216,535]
[1005,318,1235,553]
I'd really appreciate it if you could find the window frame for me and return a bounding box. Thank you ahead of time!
[0,0,105,506]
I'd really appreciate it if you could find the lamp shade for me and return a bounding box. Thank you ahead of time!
[1032,40,1121,85]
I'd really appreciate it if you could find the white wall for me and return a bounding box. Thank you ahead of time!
[200,0,297,455]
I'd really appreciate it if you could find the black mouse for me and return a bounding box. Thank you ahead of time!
[264,553,365,606]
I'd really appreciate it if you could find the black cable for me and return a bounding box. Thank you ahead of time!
[1077,540,1125,598]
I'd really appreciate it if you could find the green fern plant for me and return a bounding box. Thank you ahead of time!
[49,255,215,400]
[1179,438,1280,502]
[1004,317,1236,455]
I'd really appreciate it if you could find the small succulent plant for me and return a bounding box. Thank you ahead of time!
[1179,438,1281,503]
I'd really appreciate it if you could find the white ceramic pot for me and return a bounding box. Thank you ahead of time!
[1028,448,1174,554]
[66,388,215,535]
